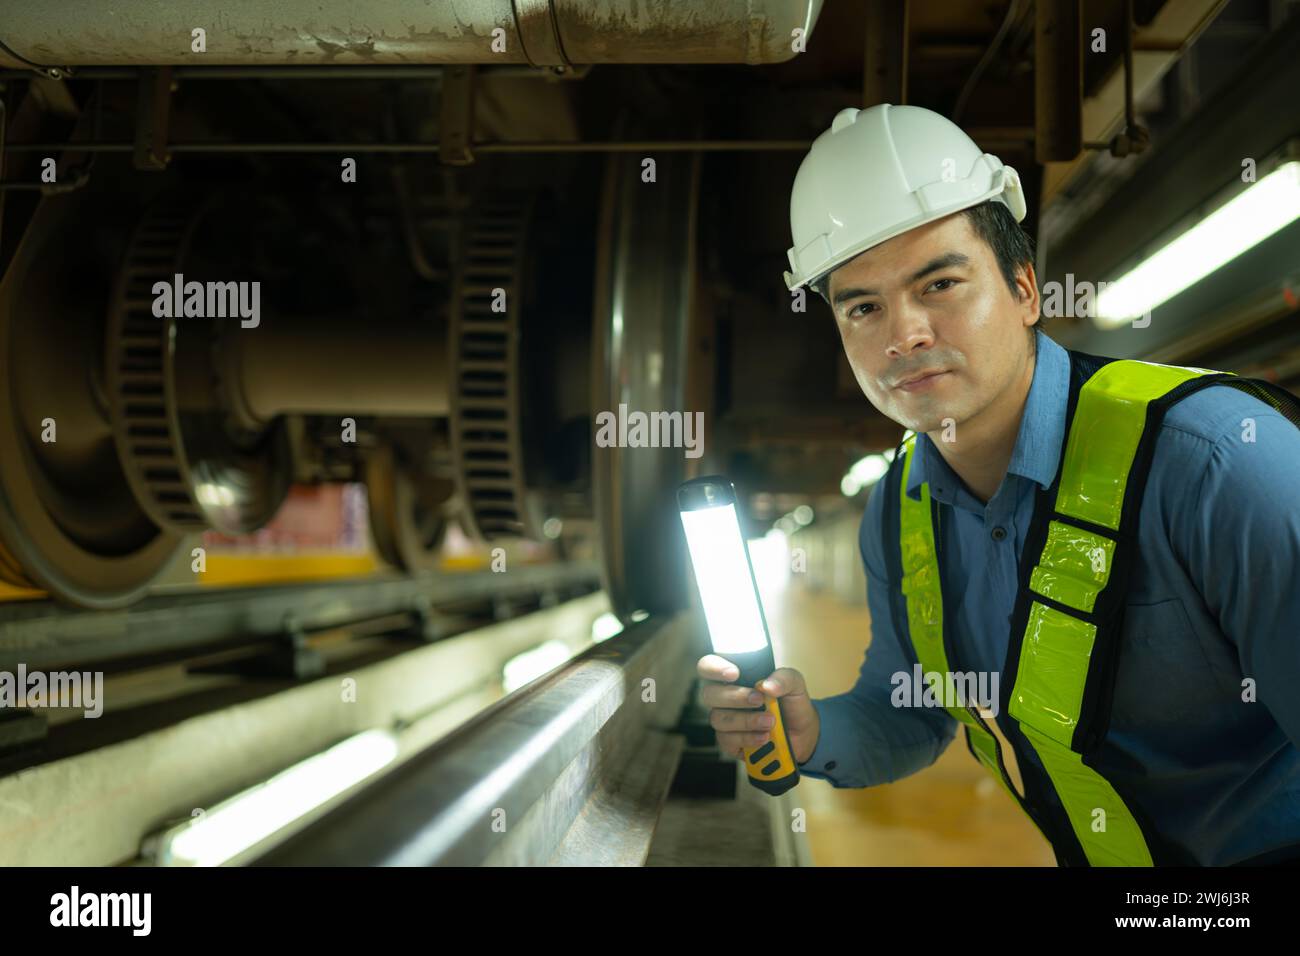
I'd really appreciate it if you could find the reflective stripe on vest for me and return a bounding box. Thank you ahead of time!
[895,358,1227,867]
[897,441,1030,809]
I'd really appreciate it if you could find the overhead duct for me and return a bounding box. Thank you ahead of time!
[0,0,824,69]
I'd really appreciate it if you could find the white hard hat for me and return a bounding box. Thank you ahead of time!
[784,103,1027,294]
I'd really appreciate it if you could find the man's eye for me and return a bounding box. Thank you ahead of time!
[928,278,959,292]
[847,302,877,318]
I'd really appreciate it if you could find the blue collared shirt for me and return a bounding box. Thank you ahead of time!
[797,327,1300,865]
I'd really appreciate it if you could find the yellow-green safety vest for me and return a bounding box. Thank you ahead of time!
[881,349,1300,866]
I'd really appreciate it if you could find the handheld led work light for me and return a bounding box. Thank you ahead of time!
[677,475,798,795]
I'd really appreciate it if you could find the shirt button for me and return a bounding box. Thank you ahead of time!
[825,761,837,771]
[991,526,1007,541]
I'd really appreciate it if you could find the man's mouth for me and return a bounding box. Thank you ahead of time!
[893,369,950,391]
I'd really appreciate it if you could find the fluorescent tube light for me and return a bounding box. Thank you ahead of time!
[156,729,399,866]
[1095,160,1300,328]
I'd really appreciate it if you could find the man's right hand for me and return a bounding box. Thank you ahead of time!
[696,654,821,764]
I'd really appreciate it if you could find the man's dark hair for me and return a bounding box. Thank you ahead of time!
[812,200,1040,342]
[961,200,1037,313]
[962,199,1039,350]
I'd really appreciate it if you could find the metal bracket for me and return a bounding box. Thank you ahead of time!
[188,614,326,681]
[0,37,73,81]
[1108,0,1150,158]
[440,65,476,166]
[492,594,517,621]
[274,617,327,679]
[134,66,173,171]
[402,596,454,643]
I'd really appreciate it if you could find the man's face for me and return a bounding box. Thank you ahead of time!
[825,212,1039,435]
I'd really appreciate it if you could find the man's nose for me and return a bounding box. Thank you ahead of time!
[885,298,935,358]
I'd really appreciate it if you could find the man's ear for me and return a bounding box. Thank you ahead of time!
[1014,261,1040,328]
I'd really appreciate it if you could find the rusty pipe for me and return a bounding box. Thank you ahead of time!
[0,0,823,69]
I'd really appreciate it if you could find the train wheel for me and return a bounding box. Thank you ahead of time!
[0,192,183,607]
[590,151,702,622]
[365,443,460,573]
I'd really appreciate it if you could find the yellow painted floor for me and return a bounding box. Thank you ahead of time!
[769,582,1055,866]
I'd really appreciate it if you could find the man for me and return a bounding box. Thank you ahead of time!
[697,103,1300,866]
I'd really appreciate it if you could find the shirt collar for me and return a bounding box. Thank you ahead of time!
[904,328,1068,501]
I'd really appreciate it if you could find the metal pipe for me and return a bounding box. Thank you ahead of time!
[252,613,696,866]
[0,66,544,80]
[954,0,1021,124]
[0,0,823,68]
[225,312,450,426]
[1123,0,1137,131]
[6,132,1039,156]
